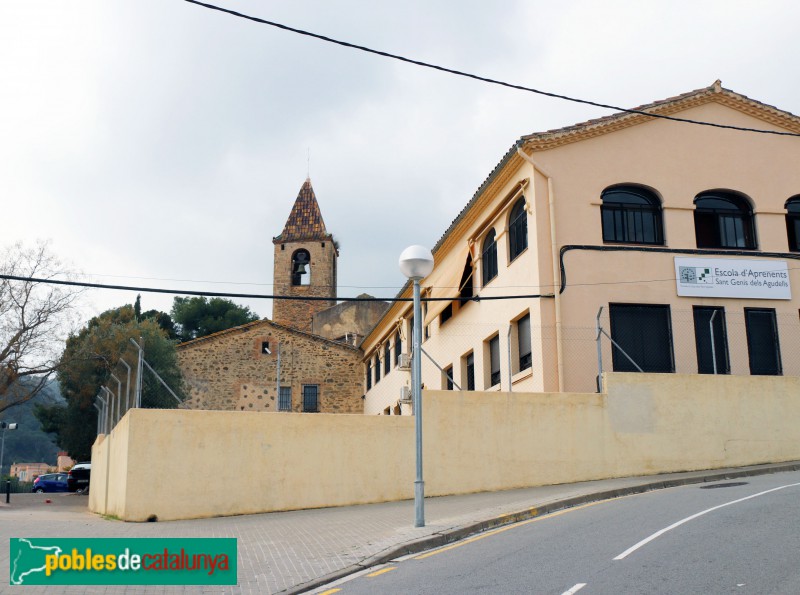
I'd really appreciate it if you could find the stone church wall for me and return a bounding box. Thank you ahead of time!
[177,320,363,414]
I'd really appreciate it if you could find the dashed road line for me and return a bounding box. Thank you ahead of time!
[366,566,396,578]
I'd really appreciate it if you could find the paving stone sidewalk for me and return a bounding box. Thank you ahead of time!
[2,461,797,595]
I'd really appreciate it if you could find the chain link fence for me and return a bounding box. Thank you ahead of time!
[407,308,800,394]
[95,338,185,435]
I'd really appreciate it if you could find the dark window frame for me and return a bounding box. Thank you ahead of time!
[488,334,501,387]
[394,331,402,366]
[384,342,391,375]
[302,384,319,412]
[366,360,372,390]
[278,386,292,411]
[508,197,528,261]
[692,306,730,374]
[444,365,454,390]
[374,353,381,383]
[440,303,453,325]
[694,191,756,250]
[785,196,800,252]
[609,303,675,373]
[601,186,664,245]
[744,308,782,375]
[481,229,498,286]
[465,352,475,391]
[459,255,474,304]
[517,313,532,372]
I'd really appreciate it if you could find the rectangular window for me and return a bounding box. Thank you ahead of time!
[745,308,782,375]
[278,386,292,411]
[463,352,475,391]
[488,335,501,387]
[693,307,730,374]
[440,303,453,325]
[302,385,319,412]
[609,304,674,373]
[395,331,402,366]
[374,354,381,383]
[517,313,532,372]
[366,361,372,390]
[384,343,391,375]
[443,365,454,390]
[601,204,662,245]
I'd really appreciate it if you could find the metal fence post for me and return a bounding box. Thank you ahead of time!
[119,358,132,413]
[507,324,513,392]
[130,337,144,408]
[110,374,122,424]
[595,307,604,392]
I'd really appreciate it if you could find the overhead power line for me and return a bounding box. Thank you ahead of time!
[184,0,800,138]
[0,274,553,302]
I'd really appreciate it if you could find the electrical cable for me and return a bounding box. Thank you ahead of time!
[0,274,553,303]
[184,0,800,138]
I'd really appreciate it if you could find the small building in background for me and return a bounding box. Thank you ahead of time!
[57,452,76,471]
[10,462,52,481]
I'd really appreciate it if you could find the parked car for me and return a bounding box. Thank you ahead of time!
[32,473,68,493]
[67,462,91,493]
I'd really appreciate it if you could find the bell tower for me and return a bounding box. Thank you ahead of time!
[272,178,338,331]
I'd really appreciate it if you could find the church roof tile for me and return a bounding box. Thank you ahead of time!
[273,178,331,243]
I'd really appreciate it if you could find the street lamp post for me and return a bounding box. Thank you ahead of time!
[0,421,19,477]
[399,245,434,528]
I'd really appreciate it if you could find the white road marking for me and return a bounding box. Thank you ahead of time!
[562,583,587,595]
[614,481,800,560]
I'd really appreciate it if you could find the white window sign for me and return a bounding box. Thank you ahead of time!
[675,257,791,300]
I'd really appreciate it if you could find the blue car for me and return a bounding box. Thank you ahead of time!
[32,473,68,493]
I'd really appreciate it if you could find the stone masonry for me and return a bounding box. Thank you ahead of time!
[272,178,337,332]
[177,319,363,414]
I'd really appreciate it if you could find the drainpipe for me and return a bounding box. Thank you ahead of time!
[517,147,563,392]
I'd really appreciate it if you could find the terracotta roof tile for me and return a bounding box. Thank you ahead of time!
[273,178,331,243]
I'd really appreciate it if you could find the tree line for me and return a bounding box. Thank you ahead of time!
[1,242,259,462]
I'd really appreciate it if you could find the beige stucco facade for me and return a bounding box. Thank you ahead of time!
[90,372,800,521]
[361,83,800,414]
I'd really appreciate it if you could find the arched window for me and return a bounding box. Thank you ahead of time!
[785,196,800,252]
[291,249,311,286]
[694,191,755,249]
[601,186,663,245]
[481,229,498,285]
[508,197,528,261]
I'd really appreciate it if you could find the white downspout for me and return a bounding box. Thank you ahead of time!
[517,148,564,392]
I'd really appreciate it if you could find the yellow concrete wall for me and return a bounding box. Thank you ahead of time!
[91,372,800,521]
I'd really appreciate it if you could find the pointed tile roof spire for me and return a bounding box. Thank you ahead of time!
[274,178,331,242]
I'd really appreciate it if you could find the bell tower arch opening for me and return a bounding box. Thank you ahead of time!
[292,249,311,286]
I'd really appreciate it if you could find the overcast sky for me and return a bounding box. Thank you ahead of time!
[2,1,799,322]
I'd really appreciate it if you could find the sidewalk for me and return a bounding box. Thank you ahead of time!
[2,461,798,594]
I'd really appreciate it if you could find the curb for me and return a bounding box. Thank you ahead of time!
[283,462,800,594]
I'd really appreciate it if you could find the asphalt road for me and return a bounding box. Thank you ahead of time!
[316,471,800,594]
